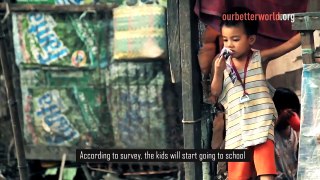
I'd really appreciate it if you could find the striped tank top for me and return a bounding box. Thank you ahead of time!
[219,50,276,149]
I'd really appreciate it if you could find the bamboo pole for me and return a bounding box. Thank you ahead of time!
[0,3,116,13]
[0,27,29,180]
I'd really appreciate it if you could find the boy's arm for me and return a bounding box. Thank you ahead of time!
[211,72,224,99]
[260,34,301,63]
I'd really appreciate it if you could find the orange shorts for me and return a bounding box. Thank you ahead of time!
[228,140,277,180]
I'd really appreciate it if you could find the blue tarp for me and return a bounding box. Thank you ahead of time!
[298,63,320,179]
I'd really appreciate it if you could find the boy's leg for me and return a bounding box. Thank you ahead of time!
[228,161,253,180]
[253,139,277,180]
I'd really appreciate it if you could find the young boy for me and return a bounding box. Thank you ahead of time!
[273,88,301,179]
[210,7,301,180]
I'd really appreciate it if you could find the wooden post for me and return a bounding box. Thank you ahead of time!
[292,12,320,64]
[167,0,181,83]
[300,31,315,64]
[292,0,320,64]
[0,26,29,180]
[178,0,203,179]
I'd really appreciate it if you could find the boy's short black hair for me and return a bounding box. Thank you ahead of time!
[273,87,300,116]
[220,7,259,36]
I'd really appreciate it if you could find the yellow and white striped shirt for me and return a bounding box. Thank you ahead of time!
[219,50,276,149]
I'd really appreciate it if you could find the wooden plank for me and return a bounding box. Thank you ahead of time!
[178,0,202,179]
[292,13,320,30]
[0,3,116,13]
[167,0,181,83]
[293,12,320,16]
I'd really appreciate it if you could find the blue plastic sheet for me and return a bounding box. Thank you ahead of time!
[297,64,320,179]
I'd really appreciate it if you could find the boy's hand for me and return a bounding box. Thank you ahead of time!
[278,109,295,122]
[211,55,225,98]
[214,55,227,74]
[275,109,292,131]
[276,109,300,132]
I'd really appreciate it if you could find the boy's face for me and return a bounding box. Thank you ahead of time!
[221,23,256,59]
